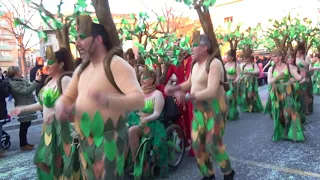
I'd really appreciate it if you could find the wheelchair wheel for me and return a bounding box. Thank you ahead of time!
[1,140,11,150]
[166,124,185,170]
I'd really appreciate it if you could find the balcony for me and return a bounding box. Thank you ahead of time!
[0,44,14,50]
[0,55,14,61]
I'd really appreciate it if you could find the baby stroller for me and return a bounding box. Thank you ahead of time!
[0,115,11,150]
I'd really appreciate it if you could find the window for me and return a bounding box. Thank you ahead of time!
[224,16,233,23]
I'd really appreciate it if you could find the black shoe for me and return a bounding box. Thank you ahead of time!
[202,174,215,180]
[224,170,235,180]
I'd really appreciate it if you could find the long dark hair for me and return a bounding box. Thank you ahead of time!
[55,48,75,72]
[227,49,237,62]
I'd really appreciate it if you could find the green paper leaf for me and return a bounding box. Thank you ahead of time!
[83,151,92,166]
[117,154,125,176]
[91,111,104,137]
[94,135,104,147]
[212,99,220,114]
[200,164,208,175]
[104,139,117,161]
[80,112,91,138]
[206,118,214,131]
[130,13,135,19]
[195,110,204,127]
[44,148,52,165]
[77,0,87,8]
[60,121,71,143]
[94,145,104,161]
[86,145,95,162]
[86,168,94,180]
[45,124,52,135]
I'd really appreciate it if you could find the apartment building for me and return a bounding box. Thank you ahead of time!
[0,12,18,71]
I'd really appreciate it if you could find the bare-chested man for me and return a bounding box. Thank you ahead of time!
[165,34,235,180]
[55,15,144,179]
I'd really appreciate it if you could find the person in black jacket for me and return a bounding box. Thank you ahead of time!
[0,67,10,158]
[30,57,48,96]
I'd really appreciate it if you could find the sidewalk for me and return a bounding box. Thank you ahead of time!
[3,99,43,131]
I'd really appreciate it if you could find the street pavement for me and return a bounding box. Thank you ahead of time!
[1,85,320,180]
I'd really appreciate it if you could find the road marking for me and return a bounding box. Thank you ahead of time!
[230,157,320,178]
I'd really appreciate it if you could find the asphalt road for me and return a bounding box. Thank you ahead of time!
[1,85,320,180]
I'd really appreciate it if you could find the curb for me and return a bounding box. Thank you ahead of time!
[3,119,43,131]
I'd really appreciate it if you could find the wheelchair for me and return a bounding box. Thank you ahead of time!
[125,96,186,179]
[0,117,11,150]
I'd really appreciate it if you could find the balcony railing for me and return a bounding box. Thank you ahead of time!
[0,55,14,61]
[0,44,14,50]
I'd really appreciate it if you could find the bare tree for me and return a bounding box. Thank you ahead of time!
[0,0,39,77]
[144,2,201,37]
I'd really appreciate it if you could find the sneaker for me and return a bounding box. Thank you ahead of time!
[224,170,235,180]
[202,174,215,180]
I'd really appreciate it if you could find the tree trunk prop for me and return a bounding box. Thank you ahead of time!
[91,0,122,55]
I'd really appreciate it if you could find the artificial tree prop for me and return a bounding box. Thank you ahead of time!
[216,22,245,52]
[176,0,228,84]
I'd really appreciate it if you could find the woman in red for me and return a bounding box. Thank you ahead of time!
[158,53,194,156]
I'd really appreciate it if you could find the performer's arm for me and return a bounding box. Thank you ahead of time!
[107,57,144,111]
[289,65,303,81]
[179,75,192,92]
[191,59,221,101]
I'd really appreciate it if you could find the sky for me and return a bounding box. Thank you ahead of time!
[1,0,319,50]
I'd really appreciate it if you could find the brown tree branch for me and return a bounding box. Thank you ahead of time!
[91,0,121,48]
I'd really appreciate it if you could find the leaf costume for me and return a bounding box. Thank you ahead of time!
[238,63,263,113]
[127,99,168,179]
[191,97,232,176]
[189,58,233,178]
[58,15,144,180]
[226,67,239,120]
[35,46,81,180]
[269,68,304,142]
[312,62,320,94]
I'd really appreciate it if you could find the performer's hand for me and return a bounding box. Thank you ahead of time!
[55,98,73,121]
[10,107,22,116]
[137,112,147,117]
[45,111,55,124]
[164,85,175,95]
[140,117,148,124]
[174,91,186,104]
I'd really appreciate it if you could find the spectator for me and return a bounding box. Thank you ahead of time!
[8,66,41,151]
[30,57,47,96]
[0,67,10,157]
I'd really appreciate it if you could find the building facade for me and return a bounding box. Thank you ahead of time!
[0,12,18,71]
[210,0,320,54]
